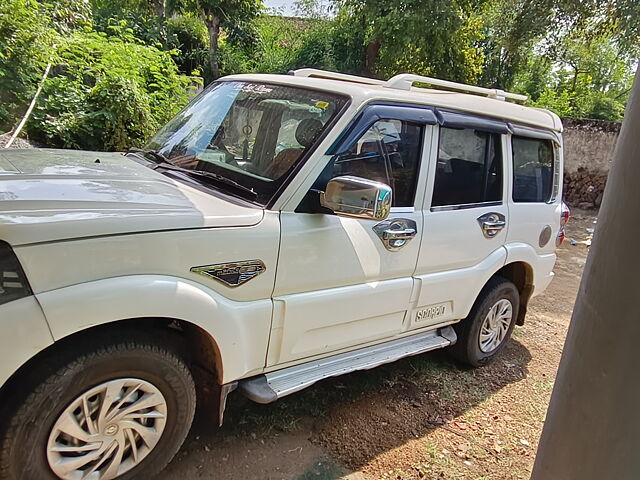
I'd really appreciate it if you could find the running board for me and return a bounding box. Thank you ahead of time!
[238,327,457,404]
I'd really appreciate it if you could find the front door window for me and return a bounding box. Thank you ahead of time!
[325,119,425,207]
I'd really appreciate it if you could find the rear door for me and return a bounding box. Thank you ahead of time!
[410,112,510,330]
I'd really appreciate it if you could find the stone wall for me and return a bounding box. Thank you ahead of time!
[561,118,621,209]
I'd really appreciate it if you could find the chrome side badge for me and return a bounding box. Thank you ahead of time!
[191,260,265,287]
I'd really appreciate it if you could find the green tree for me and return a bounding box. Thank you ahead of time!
[479,0,639,90]
[176,0,263,79]
[522,34,634,121]
[329,0,487,82]
[0,0,56,131]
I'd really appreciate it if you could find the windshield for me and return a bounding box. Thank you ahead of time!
[145,81,348,204]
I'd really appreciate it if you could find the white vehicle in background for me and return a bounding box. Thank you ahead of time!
[0,69,568,480]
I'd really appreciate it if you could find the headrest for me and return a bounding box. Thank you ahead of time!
[295,118,324,148]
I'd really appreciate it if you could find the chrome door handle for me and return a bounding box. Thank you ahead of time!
[373,218,418,251]
[477,213,506,239]
[382,227,416,240]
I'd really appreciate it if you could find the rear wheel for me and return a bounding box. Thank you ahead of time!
[451,277,520,367]
[0,336,196,480]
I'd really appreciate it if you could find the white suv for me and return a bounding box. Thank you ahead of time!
[0,69,568,480]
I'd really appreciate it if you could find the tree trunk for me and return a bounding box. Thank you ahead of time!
[571,65,579,92]
[363,38,381,78]
[151,0,165,18]
[205,16,221,80]
[531,67,640,480]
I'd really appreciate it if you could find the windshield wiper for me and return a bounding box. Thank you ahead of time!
[127,147,171,165]
[154,162,258,200]
[128,148,258,200]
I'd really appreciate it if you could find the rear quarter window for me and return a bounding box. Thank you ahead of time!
[512,136,555,203]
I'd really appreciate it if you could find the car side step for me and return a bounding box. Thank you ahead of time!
[238,326,457,404]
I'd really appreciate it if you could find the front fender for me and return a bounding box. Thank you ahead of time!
[36,275,272,383]
[0,296,54,389]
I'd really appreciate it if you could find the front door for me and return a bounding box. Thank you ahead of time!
[268,109,434,366]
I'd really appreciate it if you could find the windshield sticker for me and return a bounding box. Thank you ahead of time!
[314,101,329,110]
[234,83,274,94]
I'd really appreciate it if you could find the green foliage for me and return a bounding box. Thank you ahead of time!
[0,0,55,130]
[91,0,166,46]
[41,0,93,33]
[614,0,640,57]
[293,21,339,71]
[27,31,191,150]
[167,14,209,76]
[327,0,487,82]
[254,16,322,73]
[175,0,263,78]
[518,34,634,121]
[216,15,337,75]
[83,76,156,150]
[2,0,637,149]
[531,89,574,118]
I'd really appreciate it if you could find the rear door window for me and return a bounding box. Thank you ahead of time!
[431,127,503,208]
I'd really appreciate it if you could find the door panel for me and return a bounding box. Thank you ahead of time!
[411,215,508,329]
[270,211,422,365]
[272,273,413,362]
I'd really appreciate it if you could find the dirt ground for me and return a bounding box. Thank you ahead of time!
[158,211,595,480]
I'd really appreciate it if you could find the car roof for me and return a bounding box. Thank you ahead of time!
[222,73,563,133]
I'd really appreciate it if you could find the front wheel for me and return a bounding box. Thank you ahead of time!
[450,277,520,367]
[0,336,196,480]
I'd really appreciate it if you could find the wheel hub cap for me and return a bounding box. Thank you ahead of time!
[479,298,514,353]
[46,378,167,480]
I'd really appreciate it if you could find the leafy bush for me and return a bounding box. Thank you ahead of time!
[586,94,625,121]
[167,14,209,77]
[27,31,192,150]
[83,76,156,150]
[0,0,55,131]
[91,0,165,46]
[41,0,92,33]
[293,21,339,72]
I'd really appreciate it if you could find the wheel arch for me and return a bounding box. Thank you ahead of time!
[0,317,223,414]
[492,261,535,325]
[35,275,272,384]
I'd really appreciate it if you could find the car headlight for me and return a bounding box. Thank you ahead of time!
[0,241,32,306]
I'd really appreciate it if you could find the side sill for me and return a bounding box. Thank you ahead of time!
[238,326,456,404]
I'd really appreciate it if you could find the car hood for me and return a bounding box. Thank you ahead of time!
[0,149,263,246]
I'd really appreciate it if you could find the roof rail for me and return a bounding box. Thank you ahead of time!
[384,74,528,103]
[290,68,528,103]
[290,68,385,86]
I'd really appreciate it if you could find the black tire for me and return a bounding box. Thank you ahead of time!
[0,335,196,480]
[450,276,520,367]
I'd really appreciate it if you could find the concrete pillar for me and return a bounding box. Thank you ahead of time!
[531,68,640,479]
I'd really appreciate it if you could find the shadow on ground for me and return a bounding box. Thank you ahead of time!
[158,338,531,480]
